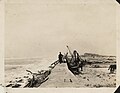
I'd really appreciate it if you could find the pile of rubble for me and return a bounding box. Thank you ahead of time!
[6,60,59,88]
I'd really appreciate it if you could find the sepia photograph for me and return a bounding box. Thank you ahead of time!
[5,0,118,91]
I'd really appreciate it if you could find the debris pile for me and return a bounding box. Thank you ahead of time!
[6,61,59,88]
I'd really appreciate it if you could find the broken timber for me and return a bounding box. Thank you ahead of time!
[24,60,59,88]
[6,60,59,88]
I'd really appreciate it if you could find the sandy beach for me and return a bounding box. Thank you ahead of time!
[5,56,116,88]
[40,63,116,88]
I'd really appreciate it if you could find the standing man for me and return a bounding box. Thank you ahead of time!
[73,50,80,65]
[58,52,63,64]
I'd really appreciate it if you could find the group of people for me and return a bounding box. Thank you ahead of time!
[58,51,116,74]
[58,50,84,72]
[58,50,80,63]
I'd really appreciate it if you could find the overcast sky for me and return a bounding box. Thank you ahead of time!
[5,0,116,59]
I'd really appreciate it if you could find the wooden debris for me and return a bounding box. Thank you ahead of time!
[24,69,51,87]
[6,61,59,88]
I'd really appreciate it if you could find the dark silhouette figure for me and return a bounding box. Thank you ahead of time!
[108,64,116,73]
[73,50,80,65]
[58,52,63,64]
[73,50,84,71]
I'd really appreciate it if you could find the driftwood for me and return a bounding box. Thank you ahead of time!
[24,69,51,88]
[24,61,59,88]
[6,60,59,88]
